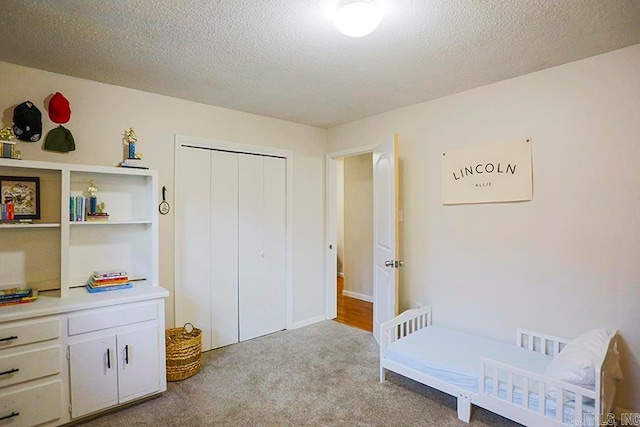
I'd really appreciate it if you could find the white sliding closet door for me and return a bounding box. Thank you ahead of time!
[175,147,213,351]
[238,155,286,341]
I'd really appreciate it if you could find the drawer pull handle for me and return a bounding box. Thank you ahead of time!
[0,412,19,421]
[0,336,18,342]
[107,348,111,369]
[0,368,19,376]
[125,344,129,365]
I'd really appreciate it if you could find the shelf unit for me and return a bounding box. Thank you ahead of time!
[0,158,159,298]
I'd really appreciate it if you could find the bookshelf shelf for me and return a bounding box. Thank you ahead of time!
[70,220,152,226]
[0,159,159,298]
[0,222,61,229]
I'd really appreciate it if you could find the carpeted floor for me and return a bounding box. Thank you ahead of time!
[78,321,521,426]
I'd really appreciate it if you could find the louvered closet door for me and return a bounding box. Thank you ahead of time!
[238,155,286,341]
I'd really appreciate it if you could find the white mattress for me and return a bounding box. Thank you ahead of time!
[384,326,596,423]
[384,326,552,393]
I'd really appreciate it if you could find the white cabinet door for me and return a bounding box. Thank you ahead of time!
[117,325,160,403]
[69,336,118,418]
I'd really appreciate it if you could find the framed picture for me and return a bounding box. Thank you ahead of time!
[0,176,41,220]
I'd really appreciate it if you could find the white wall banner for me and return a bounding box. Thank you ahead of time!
[441,139,532,205]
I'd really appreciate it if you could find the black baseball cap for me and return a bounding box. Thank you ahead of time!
[13,101,42,142]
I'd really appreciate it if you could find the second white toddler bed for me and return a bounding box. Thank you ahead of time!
[379,306,622,427]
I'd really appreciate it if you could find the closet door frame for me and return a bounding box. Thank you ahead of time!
[174,135,294,331]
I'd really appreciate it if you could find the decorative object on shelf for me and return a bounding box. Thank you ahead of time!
[13,101,42,142]
[165,322,202,381]
[44,125,76,152]
[0,127,20,160]
[120,127,149,169]
[87,179,98,213]
[48,92,71,124]
[0,127,15,141]
[123,127,138,158]
[70,180,111,222]
[0,176,40,220]
[159,186,170,215]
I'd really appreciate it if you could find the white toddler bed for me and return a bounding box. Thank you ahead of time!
[380,306,622,427]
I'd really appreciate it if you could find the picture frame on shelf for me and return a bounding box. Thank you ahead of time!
[0,175,41,220]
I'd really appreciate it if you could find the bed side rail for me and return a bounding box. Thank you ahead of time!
[516,329,570,357]
[479,357,597,424]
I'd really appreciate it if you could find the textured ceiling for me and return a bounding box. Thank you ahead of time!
[0,0,639,128]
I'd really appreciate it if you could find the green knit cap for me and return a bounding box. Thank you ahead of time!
[44,125,75,152]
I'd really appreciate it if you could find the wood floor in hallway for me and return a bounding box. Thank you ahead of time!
[335,276,373,332]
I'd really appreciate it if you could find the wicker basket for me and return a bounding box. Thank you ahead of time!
[165,323,202,381]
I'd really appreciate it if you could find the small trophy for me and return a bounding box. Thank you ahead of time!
[119,127,148,169]
[87,180,98,214]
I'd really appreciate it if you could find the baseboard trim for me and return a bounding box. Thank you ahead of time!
[291,315,326,329]
[337,272,344,278]
[342,290,373,303]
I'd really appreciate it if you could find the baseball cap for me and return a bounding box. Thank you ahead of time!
[48,92,71,124]
[13,101,42,142]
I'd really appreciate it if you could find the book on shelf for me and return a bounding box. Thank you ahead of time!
[119,158,149,169]
[0,287,31,299]
[92,270,128,279]
[0,288,38,306]
[86,282,132,293]
[86,213,110,222]
[88,276,129,287]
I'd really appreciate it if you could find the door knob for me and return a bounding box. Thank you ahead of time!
[384,260,394,267]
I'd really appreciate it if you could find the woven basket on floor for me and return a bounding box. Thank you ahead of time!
[165,322,202,381]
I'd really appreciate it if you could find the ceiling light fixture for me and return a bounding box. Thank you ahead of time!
[334,0,383,38]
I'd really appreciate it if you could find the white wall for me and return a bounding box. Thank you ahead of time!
[0,61,328,329]
[328,44,640,411]
[343,153,373,298]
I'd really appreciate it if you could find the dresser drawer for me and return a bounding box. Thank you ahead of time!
[68,301,158,336]
[0,318,60,349]
[0,380,62,427]
[0,346,60,388]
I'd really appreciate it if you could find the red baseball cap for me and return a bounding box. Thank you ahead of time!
[48,92,71,124]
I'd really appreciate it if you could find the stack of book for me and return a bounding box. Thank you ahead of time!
[119,158,149,169]
[87,212,110,222]
[0,287,38,307]
[86,270,132,293]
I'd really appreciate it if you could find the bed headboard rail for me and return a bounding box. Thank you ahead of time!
[380,306,432,353]
[516,329,570,356]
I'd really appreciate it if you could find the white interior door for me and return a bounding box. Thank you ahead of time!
[373,135,399,343]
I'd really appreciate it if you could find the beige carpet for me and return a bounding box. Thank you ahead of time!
[78,321,521,426]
